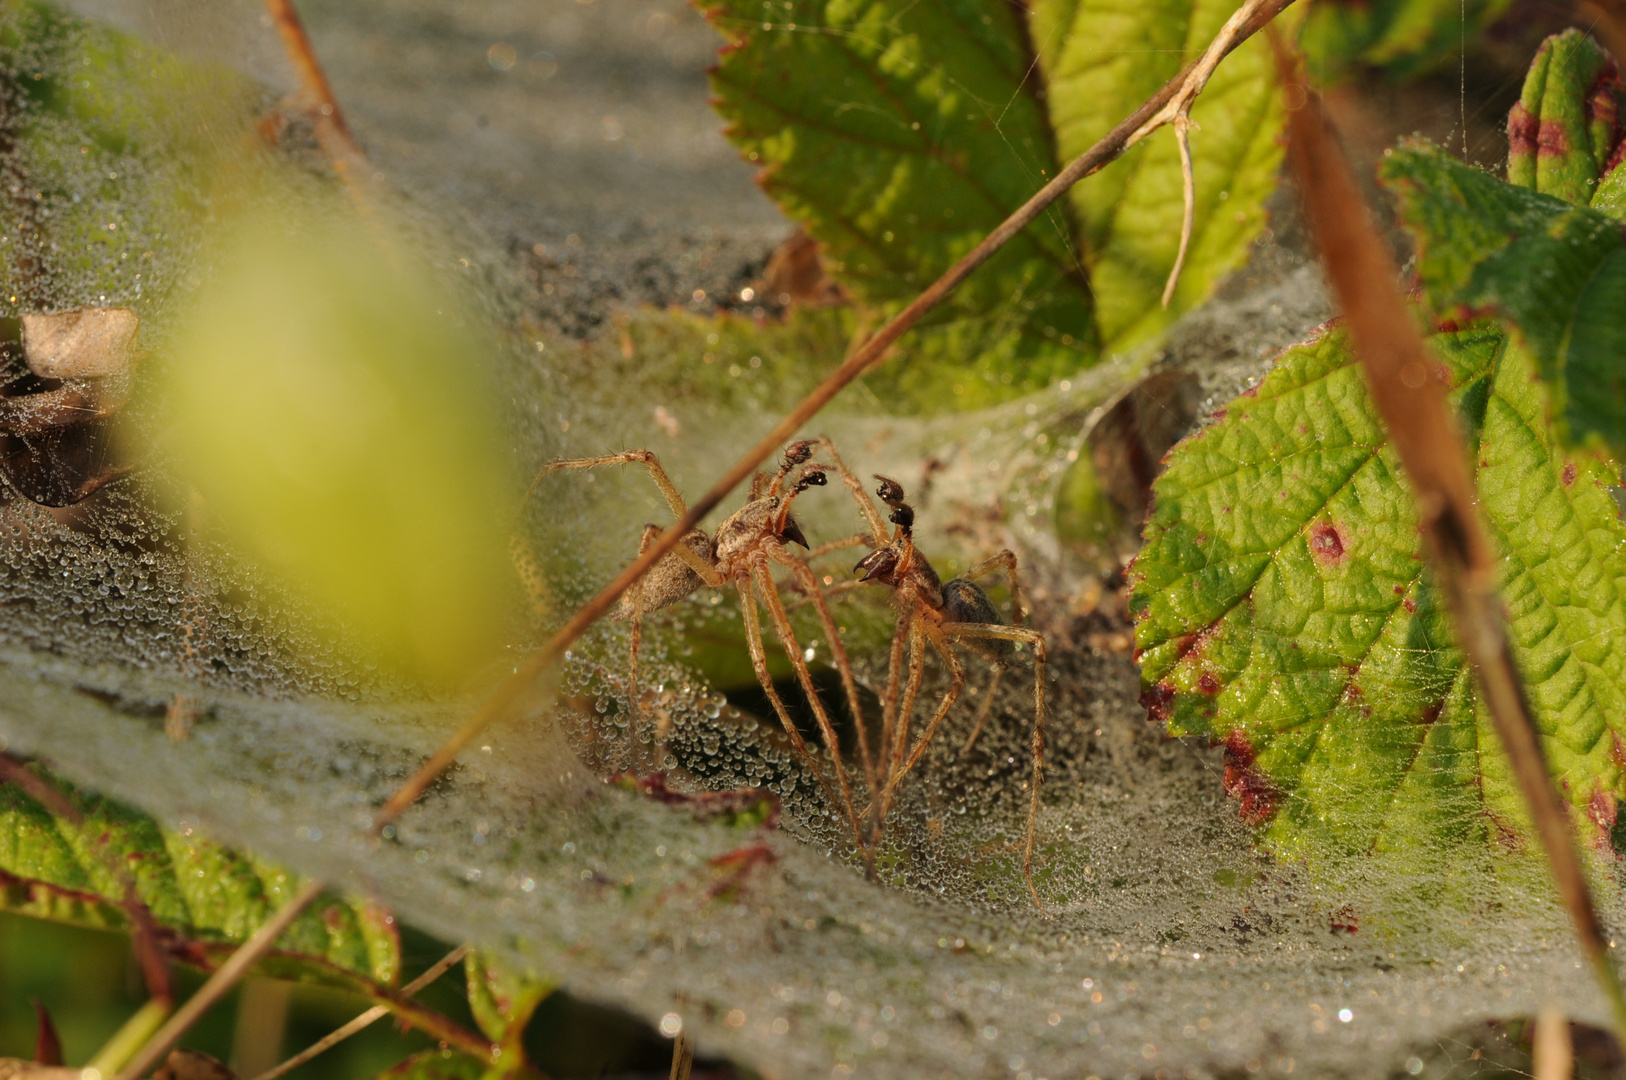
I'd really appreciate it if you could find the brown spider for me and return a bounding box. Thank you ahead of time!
[851,476,1049,906]
[533,438,883,863]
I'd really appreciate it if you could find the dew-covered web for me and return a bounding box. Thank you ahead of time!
[0,4,1620,1080]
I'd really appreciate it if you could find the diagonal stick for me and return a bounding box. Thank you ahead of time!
[113,880,325,1080]
[1269,30,1626,1041]
[372,0,1301,831]
[248,944,473,1080]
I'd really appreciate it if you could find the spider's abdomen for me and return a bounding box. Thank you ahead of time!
[615,530,713,618]
[941,577,1017,663]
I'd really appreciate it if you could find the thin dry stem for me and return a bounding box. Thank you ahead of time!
[1136,0,1273,304]
[668,1032,693,1080]
[113,879,325,1080]
[1161,116,1197,308]
[249,944,472,1080]
[1533,1006,1574,1080]
[1271,29,1626,1042]
[262,0,369,190]
[371,0,1301,832]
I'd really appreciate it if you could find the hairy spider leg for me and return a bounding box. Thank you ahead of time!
[750,561,873,867]
[881,611,930,828]
[960,549,1028,624]
[953,549,1026,755]
[809,437,890,543]
[760,462,885,806]
[876,616,965,833]
[805,533,872,561]
[877,607,909,820]
[735,576,874,870]
[939,621,1048,908]
[767,544,882,803]
[527,451,721,586]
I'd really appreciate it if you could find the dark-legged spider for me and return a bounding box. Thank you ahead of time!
[533,438,884,862]
[851,476,1049,906]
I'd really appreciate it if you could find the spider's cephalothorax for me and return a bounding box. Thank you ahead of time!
[611,440,823,621]
[852,475,1049,906]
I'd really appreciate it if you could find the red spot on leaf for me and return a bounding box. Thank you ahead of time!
[1563,463,1577,486]
[1587,789,1617,829]
[1329,905,1359,934]
[1221,731,1280,826]
[1438,318,1461,334]
[1537,119,1571,158]
[1197,672,1221,695]
[1508,102,1537,157]
[1393,585,1405,595]
[1309,522,1348,565]
[1610,732,1626,771]
[1403,598,1416,614]
[1588,789,1618,851]
[1142,681,1177,725]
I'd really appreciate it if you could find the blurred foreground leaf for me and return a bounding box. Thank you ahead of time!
[0,763,399,987]
[165,211,515,683]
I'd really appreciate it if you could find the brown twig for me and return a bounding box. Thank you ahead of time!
[249,944,474,1080]
[371,0,1300,831]
[262,0,368,184]
[113,879,325,1080]
[0,755,173,1006]
[1269,29,1626,1041]
[668,1031,693,1080]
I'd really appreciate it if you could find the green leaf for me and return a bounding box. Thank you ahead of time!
[1031,0,1287,349]
[1129,322,1626,857]
[373,1051,489,1080]
[0,764,400,987]
[703,0,1096,406]
[1298,0,1513,80]
[466,952,551,1080]
[1505,30,1622,205]
[1380,140,1626,457]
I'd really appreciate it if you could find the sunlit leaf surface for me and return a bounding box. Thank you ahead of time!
[0,765,398,987]
[1032,0,1286,350]
[1131,321,1626,856]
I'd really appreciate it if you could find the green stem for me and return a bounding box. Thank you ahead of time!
[84,999,172,1077]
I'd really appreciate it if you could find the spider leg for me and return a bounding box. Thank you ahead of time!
[752,562,872,867]
[941,622,1047,909]
[881,620,965,800]
[878,607,907,778]
[878,615,929,831]
[959,549,1027,625]
[780,577,869,613]
[527,449,688,518]
[959,664,1007,755]
[806,532,873,561]
[767,544,879,807]
[735,580,838,810]
[811,437,889,541]
[625,524,657,758]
